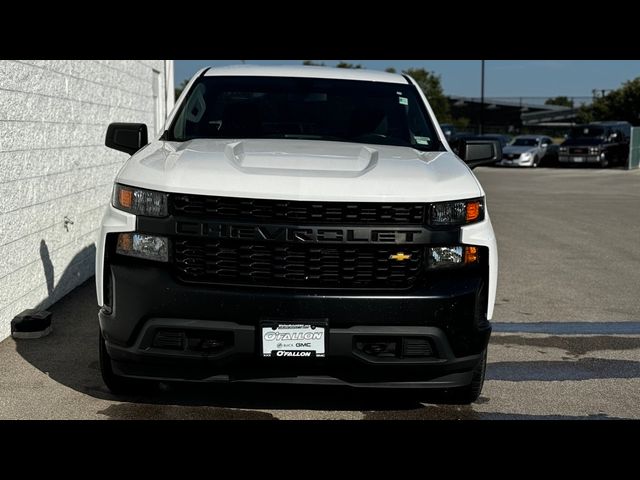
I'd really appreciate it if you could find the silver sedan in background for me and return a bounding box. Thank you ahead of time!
[500,135,554,167]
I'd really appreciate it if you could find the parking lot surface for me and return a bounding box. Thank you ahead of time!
[1,167,639,419]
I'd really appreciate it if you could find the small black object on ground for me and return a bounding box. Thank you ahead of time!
[11,309,52,339]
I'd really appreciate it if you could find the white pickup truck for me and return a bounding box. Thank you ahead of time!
[96,65,499,403]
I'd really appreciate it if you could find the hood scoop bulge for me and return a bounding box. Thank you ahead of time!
[224,140,378,177]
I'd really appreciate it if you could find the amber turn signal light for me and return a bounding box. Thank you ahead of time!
[118,187,133,209]
[466,201,481,222]
[116,232,133,252]
[464,246,479,264]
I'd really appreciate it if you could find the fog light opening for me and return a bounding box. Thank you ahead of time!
[355,338,398,358]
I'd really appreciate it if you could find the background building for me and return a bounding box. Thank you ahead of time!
[447,96,584,135]
[0,60,174,341]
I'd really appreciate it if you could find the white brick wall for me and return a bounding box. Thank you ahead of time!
[0,60,173,341]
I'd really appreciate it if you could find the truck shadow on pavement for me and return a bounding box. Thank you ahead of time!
[12,278,638,419]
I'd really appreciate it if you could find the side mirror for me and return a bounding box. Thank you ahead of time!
[105,123,148,155]
[455,139,502,169]
[541,142,549,148]
[609,133,618,141]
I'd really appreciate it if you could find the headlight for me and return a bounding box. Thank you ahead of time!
[116,233,169,262]
[589,147,599,154]
[559,147,568,153]
[521,152,532,160]
[427,246,479,268]
[429,198,484,226]
[112,184,168,217]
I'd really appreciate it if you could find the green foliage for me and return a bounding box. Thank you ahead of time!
[303,60,326,66]
[578,77,640,125]
[576,105,594,124]
[174,79,189,101]
[545,96,574,108]
[452,117,470,129]
[384,67,397,73]
[335,61,363,69]
[402,68,451,122]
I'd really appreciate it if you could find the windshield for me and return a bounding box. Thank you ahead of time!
[167,76,441,151]
[512,138,538,147]
[569,126,605,138]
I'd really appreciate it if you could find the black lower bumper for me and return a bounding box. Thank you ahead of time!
[100,263,491,388]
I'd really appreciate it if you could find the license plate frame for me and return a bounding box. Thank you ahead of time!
[260,319,328,358]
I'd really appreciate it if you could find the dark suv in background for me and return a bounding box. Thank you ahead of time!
[559,121,631,168]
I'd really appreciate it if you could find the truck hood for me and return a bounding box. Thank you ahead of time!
[116,139,483,202]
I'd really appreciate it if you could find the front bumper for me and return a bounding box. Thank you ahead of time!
[559,154,601,163]
[99,263,491,387]
[500,156,534,167]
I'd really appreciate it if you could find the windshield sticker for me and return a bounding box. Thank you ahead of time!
[415,136,431,145]
[399,97,408,105]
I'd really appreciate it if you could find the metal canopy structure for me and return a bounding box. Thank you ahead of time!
[447,96,579,132]
[520,107,579,127]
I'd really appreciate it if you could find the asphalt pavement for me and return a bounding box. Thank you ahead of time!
[1,166,639,419]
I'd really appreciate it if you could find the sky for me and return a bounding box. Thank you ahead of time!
[174,60,640,99]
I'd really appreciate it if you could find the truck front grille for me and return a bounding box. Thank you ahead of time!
[174,239,424,289]
[171,194,425,225]
[503,153,521,160]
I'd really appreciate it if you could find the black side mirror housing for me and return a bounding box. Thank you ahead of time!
[105,123,148,155]
[453,139,502,169]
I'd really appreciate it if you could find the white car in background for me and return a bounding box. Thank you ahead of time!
[500,135,554,167]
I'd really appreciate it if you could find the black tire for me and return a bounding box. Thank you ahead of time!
[532,155,540,168]
[443,349,488,405]
[99,332,143,395]
[599,154,609,168]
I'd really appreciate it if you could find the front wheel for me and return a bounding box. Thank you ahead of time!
[99,332,145,395]
[532,155,540,168]
[443,349,488,404]
[599,154,609,168]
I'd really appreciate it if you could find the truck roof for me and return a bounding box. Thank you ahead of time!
[203,64,408,84]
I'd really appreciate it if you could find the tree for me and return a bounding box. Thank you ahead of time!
[402,68,451,122]
[174,79,189,101]
[452,117,470,129]
[545,96,574,108]
[302,60,326,66]
[336,61,362,69]
[384,67,396,73]
[578,77,640,125]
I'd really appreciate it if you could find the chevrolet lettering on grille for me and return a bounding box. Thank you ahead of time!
[202,223,431,244]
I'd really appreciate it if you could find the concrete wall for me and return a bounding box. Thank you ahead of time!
[0,60,174,341]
